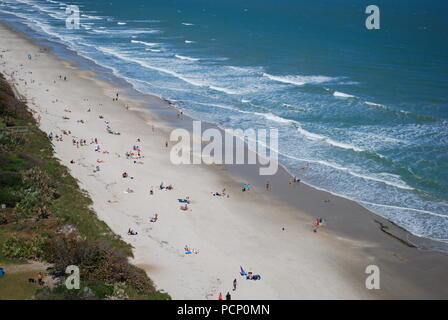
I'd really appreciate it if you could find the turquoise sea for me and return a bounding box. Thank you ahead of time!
[1,0,447,248]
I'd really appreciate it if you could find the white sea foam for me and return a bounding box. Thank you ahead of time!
[280,153,414,191]
[263,73,336,86]
[128,29,161,34]
[365,101,386,108]
[333,91,355,98]
[262,113,295,124]
[81,14,104,20]
[182,22,194,26]
[90,29,109,34]
[208,85,242,95]
[130,40,159,47]
[175,54,199,61]
[297,127,364,152]
[184,40,195,44]
[99,47,243,95]
[117,22,126,25]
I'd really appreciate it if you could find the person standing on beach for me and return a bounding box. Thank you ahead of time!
[226,292,231,300]
[233,278,237,291]
[218,292,223,300]
[37,272,44,286]
[266,180,271,191]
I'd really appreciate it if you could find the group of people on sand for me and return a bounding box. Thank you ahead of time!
[212,188,229,197]
[159,182,174,190]
[218,292,232,300]
[184,245,199,255]
[217,278,238,300]
[289,176,301,184]
[125,144,144,164]
[177,197,191,211]
[313,217,325,232]
[72,138,87,148]
[240,266,261,281]
[122,172,134,179]
[48,132,68,142]
[127,228,138,235]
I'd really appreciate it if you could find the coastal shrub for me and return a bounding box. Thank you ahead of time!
[42,238,156,295]
[88,281,115,299]
[14,168,56,219]
[0,236,45,260]
[0,130,24,147]
[23,167,55,195]
[106,282,129,300]
[0,170,22,186]
[1,155,25,171]
[36,284,98,300]
[0,212,7,225]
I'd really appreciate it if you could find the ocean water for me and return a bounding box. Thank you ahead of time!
[1,0,447,247]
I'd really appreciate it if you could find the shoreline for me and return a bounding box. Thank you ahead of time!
[2,17,445,252]
[1,22,448,299]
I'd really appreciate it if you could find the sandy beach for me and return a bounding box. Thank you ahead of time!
[1,22,447,300]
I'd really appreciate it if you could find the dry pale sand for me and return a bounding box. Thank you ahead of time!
[1,23,447,300]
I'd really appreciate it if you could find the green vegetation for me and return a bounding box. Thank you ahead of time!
[0,73,169,300]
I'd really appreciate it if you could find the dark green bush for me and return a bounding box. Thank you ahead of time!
[0,236,45,260]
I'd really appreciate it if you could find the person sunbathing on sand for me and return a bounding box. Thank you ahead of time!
[127,228,138,235]
[125,188,134,193]
[180,203,189,211]
[107,200,118,204]
[184,245,199,254]
[178,197,190,204]
[150,214,158,223]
